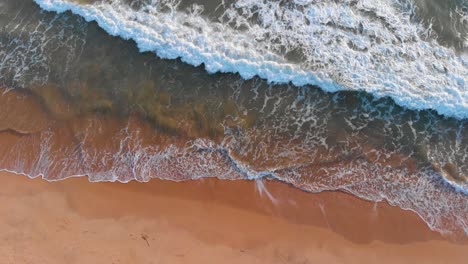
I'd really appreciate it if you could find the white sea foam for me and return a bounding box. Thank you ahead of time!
[0,0,87,89]
[33,0,468,119]
[1,121,466,236]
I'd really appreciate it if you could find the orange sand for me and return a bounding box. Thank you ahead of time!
[0,171,466,264]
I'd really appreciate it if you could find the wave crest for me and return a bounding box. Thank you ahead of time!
[34,0,468,119]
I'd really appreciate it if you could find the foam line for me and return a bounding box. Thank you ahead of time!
[33,0,468,119]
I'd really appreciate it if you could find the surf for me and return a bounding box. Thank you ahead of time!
[34,0,468,119]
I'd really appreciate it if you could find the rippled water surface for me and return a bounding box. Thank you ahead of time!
[0,0,467,236]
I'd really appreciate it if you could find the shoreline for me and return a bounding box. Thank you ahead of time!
[0,171,466,263]
[1,1,468,262]
[6,167,465,240]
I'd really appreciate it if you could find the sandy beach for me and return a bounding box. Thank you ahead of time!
[0,171,466,264]
[1,0,468,263]
[1,87,464,263]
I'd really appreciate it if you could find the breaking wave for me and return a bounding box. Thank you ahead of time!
[34,0,468,119]
[1,0,467,238]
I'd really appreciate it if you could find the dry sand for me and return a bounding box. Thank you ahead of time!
[0,171,466,264]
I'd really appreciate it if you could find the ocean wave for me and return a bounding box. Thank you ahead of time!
[33,0,468,119]
[2,0,467,237]
[0,115,466,236]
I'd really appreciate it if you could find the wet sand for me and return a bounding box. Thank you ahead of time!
[0,171,466,264]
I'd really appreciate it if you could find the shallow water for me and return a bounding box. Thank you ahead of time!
[34,0,468,118]
[0,0,467,236]
[413,0,467,50]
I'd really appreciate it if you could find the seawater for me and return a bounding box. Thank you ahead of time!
[0,0,467,236]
